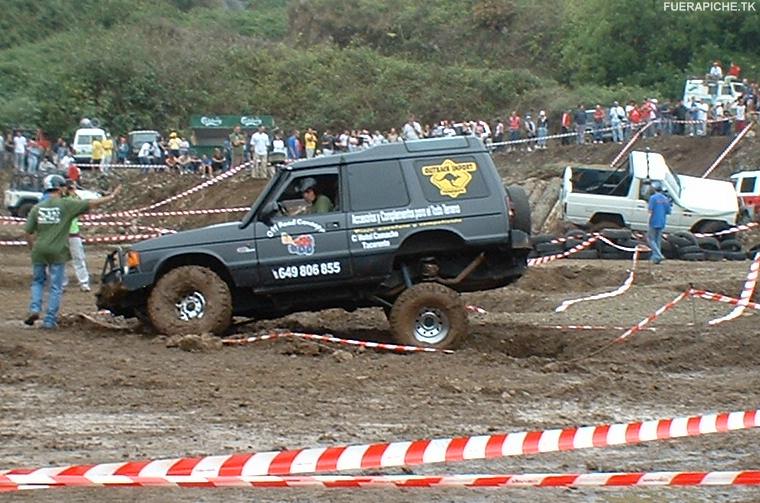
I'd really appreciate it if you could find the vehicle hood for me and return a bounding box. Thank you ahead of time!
[675,175,738,215]
[132,222,244,251]
[76,189,102,200]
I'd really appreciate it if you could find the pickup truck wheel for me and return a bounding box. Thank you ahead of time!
[147,266,232,336]
[389,283,467,349]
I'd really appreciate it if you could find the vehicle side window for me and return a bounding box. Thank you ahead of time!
[276,174,339,216]
[740,177,756,194]
[413,156,490,202]
[347,160,409,211]
[639,180,652,200]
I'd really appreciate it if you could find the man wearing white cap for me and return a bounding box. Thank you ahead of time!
[610,101,625,143]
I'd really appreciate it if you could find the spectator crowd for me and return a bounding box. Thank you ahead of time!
[2,60,758,180]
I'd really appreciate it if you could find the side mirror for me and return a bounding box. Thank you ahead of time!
[260,201,278,225]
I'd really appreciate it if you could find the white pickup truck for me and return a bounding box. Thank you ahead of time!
[4,173,101,217]
[560,150,739,233]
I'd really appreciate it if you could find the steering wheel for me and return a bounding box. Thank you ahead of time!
[277,202,289,216]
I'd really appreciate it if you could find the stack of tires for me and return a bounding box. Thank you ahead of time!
[530,230,599,260]
[663,232,746,261]
[529,229,749,262]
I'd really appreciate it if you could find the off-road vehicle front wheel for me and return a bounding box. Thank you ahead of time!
[147,265,232,336]
[388,283,468,350]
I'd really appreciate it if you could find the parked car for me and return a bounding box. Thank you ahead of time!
[127,130,160,161]
[4,172,102,217]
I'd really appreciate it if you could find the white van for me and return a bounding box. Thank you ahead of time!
[72,127,106,163]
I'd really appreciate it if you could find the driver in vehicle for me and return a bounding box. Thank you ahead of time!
[299,177,334,214]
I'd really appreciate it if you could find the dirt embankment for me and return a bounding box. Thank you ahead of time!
[2,137,760,502]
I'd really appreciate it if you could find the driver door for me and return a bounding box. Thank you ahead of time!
[253,168,352,290]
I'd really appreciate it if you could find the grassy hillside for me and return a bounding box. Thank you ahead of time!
[0,0,756,138]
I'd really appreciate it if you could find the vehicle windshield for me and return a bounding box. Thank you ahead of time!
[665,169,681,197]
[76,134,102,145]
[239,172,282,229]
[130,133,157,145]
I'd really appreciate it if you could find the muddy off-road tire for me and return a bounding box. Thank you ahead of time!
[389,283,468,350]
[147,266,232,336]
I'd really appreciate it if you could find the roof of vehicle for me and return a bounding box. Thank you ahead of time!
[629,151,670,180]
[287,136,488,170]
[74,127,106,135]
[128,130,159,135]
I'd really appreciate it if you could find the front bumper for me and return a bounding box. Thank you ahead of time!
[96,248,149,316]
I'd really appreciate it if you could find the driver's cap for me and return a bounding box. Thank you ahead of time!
[299,177,318,192]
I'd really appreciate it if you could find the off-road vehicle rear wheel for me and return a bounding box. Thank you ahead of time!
[389,283,468,349]
[147,265,232,336]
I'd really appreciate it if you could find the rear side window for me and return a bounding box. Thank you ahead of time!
[348,160,409,211]
[740,177,756,193]
[414,156,490,202]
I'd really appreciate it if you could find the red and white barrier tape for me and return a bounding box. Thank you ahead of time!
[702,121,754,179]
[708,252,760,325]
[609,121,656,168]
[527,236,598,266]
[131,161,251,214]
[690,289,760,311]
[596,235,648,253]
[86,206,250,220]
[693,222,760,238]
[0,219,178,233]
[75,162,172,169]
[554,247,640,313]
[2,409,757,484]
[1,234,159,246]
[4,470,760,491]
[540,325,656,332]
[0,215,25,222]
[618,291,689,341]
[223,331,453,354]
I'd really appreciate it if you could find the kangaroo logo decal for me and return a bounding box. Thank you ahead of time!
[421,159,477,198]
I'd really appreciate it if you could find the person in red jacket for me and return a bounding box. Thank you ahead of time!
[629,104,642,130]
[727,60,741,79]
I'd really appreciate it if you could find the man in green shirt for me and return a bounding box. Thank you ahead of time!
[24,175,121,329]
[229,125,245,168]
[299,177,334,214]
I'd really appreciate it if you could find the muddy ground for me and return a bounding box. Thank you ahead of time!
[2,247,760,502]
[2,135,760,501]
